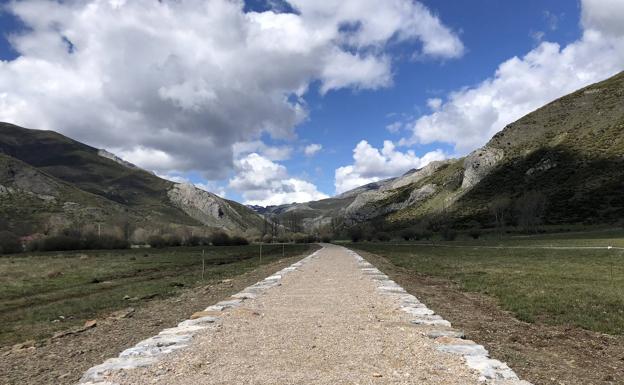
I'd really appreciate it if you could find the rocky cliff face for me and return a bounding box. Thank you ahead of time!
[97,149,141,171]
[167,183,241,231]
[461,147,504,189]
[0,157,60,201]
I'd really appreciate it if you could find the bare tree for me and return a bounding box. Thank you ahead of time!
[285,212,303,233]
[489,197,511,234]
[515,191,547,233]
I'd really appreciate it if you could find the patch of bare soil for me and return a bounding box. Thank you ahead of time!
[359,250,624,385]
[0,253,310,385]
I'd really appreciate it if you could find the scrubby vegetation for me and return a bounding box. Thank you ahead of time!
[209,231,249,246]
[0,231,22,254]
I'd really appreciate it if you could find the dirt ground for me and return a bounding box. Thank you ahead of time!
[109,244,479,385]
[358,249,624,385]
[0,252,311,385]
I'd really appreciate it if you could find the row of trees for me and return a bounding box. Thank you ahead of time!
[489,191,547,234]
[330,191,549,242]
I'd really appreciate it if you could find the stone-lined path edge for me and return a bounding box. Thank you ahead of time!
[346,247,533,385]
[79,248,324,385]
[78,245,533,385]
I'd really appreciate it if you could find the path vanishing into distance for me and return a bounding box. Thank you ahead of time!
[81,245,532,385]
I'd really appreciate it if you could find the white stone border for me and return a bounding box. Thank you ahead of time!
[78,248,324,385]
[345,247,533,385]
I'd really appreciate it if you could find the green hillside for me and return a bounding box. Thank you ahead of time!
[345,71,624,231]
[0,123,263,237]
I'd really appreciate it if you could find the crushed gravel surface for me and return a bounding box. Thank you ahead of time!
[111,245,481,384]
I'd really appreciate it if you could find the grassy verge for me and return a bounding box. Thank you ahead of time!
[347,232,624,335]
[0,244,313,346]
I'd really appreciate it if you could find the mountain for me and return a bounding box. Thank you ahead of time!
[253,161,452,231]
[384,70,624,228]
[0,123,263,237]
[254,71,624,232]
[5,71,623,239]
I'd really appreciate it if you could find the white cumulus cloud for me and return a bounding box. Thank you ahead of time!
[0,0,463,180]
[334,140,446,194]
[401,0,624,154]
[303,143,322,157]
[229,153,328,206]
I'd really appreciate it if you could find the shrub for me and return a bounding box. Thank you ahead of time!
[184,235,202,247]
[376,232,391,242]
[276,235,291,243]
[320,235,332,243]
[82,234,129,250]
[36,235,83,251]
[293,233,315,244]
[210,232,248,246]
[348,226,363,242]
[400,228,415,241]
[163,234,182,247]
[441,228,457,241]
[147,235,168,249]
[261,234,273,243]
[210,231,232,246]
[421,229,433,241]
[230,235,249,246]
[468,229,481,239]
[0,231,22,254]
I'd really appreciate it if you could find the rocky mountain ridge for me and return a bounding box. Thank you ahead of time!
[0,123,263,237]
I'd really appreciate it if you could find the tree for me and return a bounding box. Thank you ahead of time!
[515,191,547,233]
[348,226,364,242]
[376,232,391,242]
[400,228,416,241]
[0,231,22,254]
[489,197,511,234]
[284,212,303,233]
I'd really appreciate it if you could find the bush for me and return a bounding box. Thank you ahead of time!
[210,232,249,246]
[261,234,273,243]
[400,228,415,241]
[376,232,391,242]
[147,235,168,249]
[164,234,182,247]
[468,229,481,239]
[184,235,202,247]
[210,231,231,246]
[276,235,291,243]
[33,235,83,251]
[441,228,457,241]
[293,233,316,244]
[320,235,332,243]
[421,229,433,241]
[27,229,130,252]
[83,234,129,250]
[230,235,249,246]
[348,226,363,242]
[0,231,22,254]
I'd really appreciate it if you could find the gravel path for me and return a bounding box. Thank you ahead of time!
[107,244,483,384]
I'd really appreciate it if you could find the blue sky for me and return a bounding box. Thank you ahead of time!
[288,0,582,194]
[0,0,622,205]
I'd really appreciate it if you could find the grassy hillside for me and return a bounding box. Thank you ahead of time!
[0,152,137,235]
[0,123,195,225]
[381,71,624,229]
[0,123,264,236]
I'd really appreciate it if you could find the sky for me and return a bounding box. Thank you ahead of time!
[0,0,623,206]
